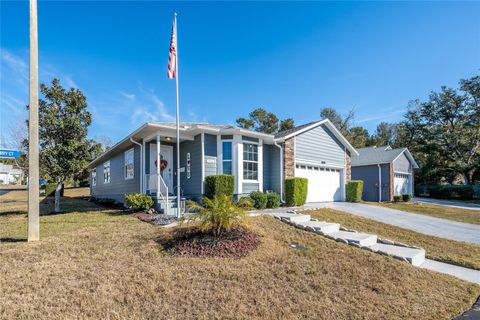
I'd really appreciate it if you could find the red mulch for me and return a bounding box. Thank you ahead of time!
[160,227,260,258]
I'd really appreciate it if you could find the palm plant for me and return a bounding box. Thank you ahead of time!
[190,195,246,236]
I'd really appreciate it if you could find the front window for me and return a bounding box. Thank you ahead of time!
[124,148,134,179]
[222,141,232,174]
[243,143,258,180]
[92,169,96,186]
[103,161,111,184]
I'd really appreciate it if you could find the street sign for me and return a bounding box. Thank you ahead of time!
[0,149,21,159]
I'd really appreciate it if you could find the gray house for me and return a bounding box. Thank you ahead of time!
[88,119,357,211]
[351,146,419,202]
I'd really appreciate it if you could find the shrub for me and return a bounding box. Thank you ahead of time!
[236,197,255,209]
[393,195,402,202]
[266,192,281,208]
[402,194,413,202]
[204,175,234,199]
[346,180,363,202]
[285,177,308,207]
[191,194,246,236]
[45,183,64,197]
[423,185,474,200]
[78,180,89,187]
[250,191,268,209]
[124,193,154,211]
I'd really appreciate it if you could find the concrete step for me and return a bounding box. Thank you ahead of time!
[271,212,311,223]
[329,231,378,247]
[370,243,425,266]
[296,220,340,234]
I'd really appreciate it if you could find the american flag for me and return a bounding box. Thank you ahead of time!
[167,14,177,79]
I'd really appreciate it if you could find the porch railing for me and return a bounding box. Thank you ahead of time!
[145,173,169,214]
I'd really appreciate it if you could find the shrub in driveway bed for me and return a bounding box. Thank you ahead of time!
[402,194,413,202]
[250,191,268,209]
[285,177,308,207]
[124,193,154,211]
[393,196,402,202]
[266,192,281,208]
[204,174,234,199]
[236,197,255,209]
[346,180,363,202]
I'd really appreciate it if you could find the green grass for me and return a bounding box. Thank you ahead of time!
[368,201,480,225]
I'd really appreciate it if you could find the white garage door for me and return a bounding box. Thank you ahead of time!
[295,164,342,202]
[394,173,410,196]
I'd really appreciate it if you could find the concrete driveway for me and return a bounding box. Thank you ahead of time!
[414,197,480,211]
[320,202,480,244]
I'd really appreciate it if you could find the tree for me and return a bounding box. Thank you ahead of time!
[401,76,480,185]
[25,79,92,213]
[349,126,370,148]
[369,122,398,146]
[320,107,355,138]
[236,108,294,134]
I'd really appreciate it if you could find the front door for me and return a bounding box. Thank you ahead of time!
[150,144,174,192]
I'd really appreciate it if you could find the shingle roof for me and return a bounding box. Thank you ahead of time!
[351,146,406,166]
[274,121,318,139]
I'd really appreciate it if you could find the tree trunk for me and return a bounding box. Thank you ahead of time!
[462,173,470,185]
[54,182,62,213]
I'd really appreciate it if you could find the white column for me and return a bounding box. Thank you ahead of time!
[156,135,161,198]
[201,133,205,195]
[216,135,222,174]
[258,139,263,192]
[142,139,146,193]
[234,135,243,195]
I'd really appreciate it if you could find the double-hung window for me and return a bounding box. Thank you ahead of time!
[222,141,232,174]
[91,169,97,186]
[243,143,258,180]
[124,148,134,180]
[103,161,111,184]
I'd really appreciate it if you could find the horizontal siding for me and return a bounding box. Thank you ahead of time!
[269,145,281,194]
[179,135,202,197]
[204,134,218,181]
[263,144,271,191]
[90,144,141,203]
[295,124,345,166]
[351,164,390,202]
[242,182,259,194]
[393,152,411,173]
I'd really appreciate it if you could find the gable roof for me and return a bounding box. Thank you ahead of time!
[274,119,359,156]
[352,146,419,168]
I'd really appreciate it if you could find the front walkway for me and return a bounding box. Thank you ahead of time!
[414,197,480,211]
[323,202,480,244]
[251,202,480,244]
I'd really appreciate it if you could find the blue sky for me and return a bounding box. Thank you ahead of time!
[1,1,479,146]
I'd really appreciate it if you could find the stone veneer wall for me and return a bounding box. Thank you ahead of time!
[345,150,352,182]
[283,138,295,178]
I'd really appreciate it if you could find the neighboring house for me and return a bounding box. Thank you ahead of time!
[88,119,357,211]
[351,146,419,202]
[0,163,23,185]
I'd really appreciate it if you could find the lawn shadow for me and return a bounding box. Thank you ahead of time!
[0,237,27,243]
[0,210,27,217]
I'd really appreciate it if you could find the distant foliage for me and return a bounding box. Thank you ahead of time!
[204,175,234,199]
[125,193,154,211]
[285,178,308,207]
[346,180,363,202]
[417,185,475,200]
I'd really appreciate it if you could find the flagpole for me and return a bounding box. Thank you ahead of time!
[174,13,181,217]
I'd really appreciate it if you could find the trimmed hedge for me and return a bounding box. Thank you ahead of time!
[393,195,402,202]
[124,193,154,211]
[416,184,476,200]
[346,180,363,202]
[285,177,308,207]
[204,174,234,199]
[266,192,281,209]
[45,183,64,197]
[250,191,268,209]
[402,194,413,202]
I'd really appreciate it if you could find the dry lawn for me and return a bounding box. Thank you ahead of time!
[305,208,480,270]
[1,191,479,319]
[369,201,480,225]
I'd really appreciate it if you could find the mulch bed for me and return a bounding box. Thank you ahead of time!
[160,226,260,258]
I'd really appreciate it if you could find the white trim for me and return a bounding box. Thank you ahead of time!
[233,135,242,195]
[295,159,345,169]
[242,141,259,183]
[216,135,222,174]
[258,139,263,192]
[156,135,161,199]
[142,139,146,193]
[201,133,205,195]
[124,148,135,180]
[394,171,412,175]
[91,168,97,186]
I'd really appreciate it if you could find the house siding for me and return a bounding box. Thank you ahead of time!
[204,134,217,179]
[263,144,281,194]
[179,135,202,198]
[90,144,141,203]
[351,164,391,202]
[242,182,259,194]
[263,144,271,191]
[295,124,345,166]
[393,152,411,173]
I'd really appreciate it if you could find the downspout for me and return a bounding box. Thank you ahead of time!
[377,164,382,202]
[273,140,284,203]
[130,138,143,193]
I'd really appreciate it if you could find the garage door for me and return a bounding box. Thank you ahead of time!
[394,173,410,196]
[295,164,342,202]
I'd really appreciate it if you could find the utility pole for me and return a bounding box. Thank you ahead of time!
[28,0,39,241]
